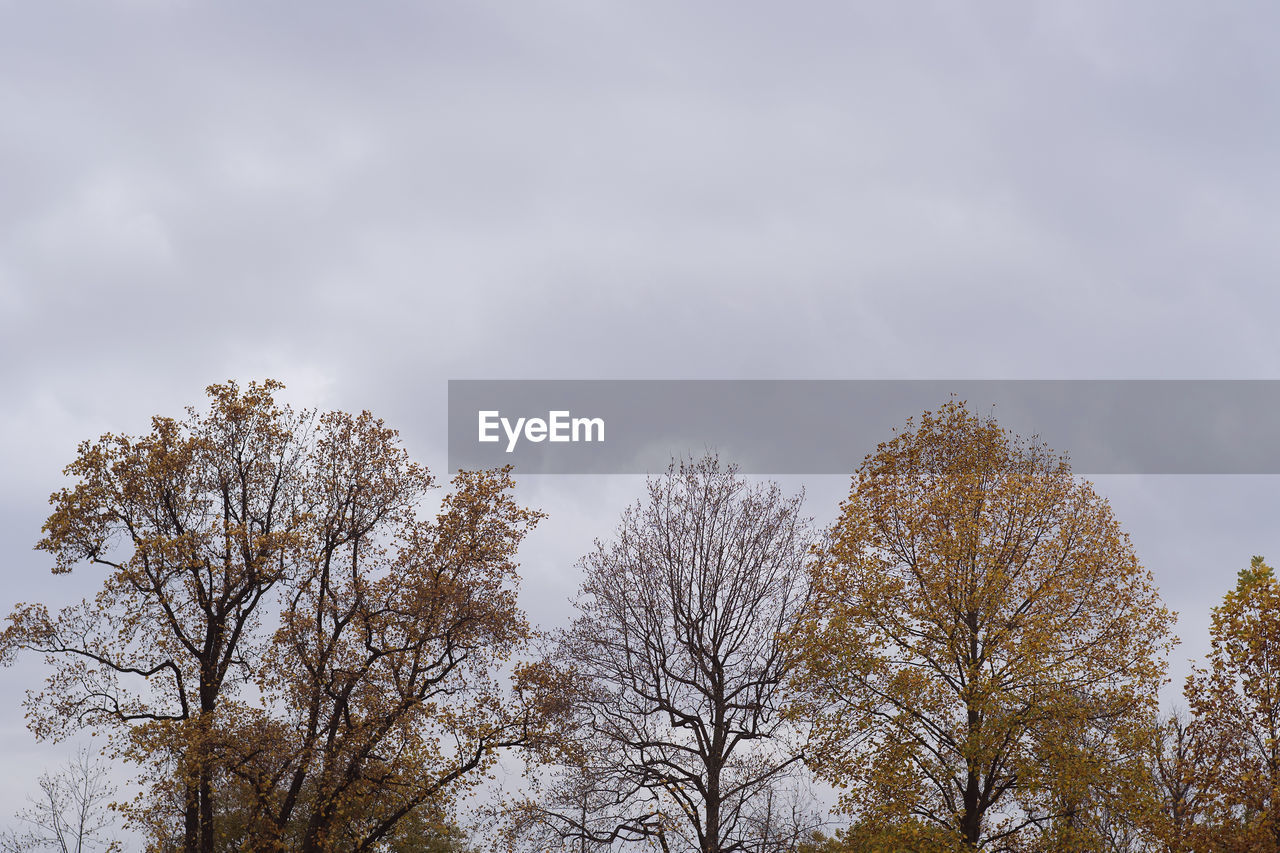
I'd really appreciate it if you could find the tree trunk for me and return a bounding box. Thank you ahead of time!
[199,765,214,853]
[183,780,199,853]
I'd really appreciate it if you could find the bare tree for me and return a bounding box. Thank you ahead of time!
[1,748,122,853]
[510,456,815,853]
[735,779,828,853]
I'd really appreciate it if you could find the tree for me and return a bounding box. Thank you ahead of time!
[1,381,546,853]
[2,380,313,853]
[1028,699,1161,853]
[0,748,122,853]
[787,401,1176,851]
[1144,709,1217,853]
[732,779,829,853]
[215,464,546,853]
[1183,556,1280,851]
[508,456,815,853]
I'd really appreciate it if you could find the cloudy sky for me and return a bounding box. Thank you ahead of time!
[3,0,1280,832]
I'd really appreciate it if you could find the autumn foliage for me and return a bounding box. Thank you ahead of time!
[7,388,1280,853]
[1179,557,1280,851]
[786,401,1176,851]
[0,381,546,853]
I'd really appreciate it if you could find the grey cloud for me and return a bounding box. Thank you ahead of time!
[3,0,1280,833]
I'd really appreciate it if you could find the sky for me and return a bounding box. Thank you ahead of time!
[3,0,1280,838]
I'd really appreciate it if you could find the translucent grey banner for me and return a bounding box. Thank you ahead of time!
[446,380,1280,475]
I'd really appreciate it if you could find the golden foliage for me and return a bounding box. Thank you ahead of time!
[1184,556,1280,851]
[786,401,1176,850]
[1,381,546,853]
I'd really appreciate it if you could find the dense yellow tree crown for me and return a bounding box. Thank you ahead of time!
[787,400,1176,851]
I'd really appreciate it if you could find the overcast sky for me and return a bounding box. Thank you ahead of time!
[3,0,1280,835]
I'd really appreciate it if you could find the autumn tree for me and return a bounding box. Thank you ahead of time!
[508,456,815,853]
[787,401,1176,851]
[1,380,314,853]
[215,464,546,853]
[1028,701,1161,853]
[1144,709,1218,853]
[1183,556,1280,851]
[0,381,546,853]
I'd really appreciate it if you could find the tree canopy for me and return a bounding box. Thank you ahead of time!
[1,381,546,853]
[18,388,1280,853]
[508,457,817,853]
[1183,556,1280,851]
[787,401,1176,851]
